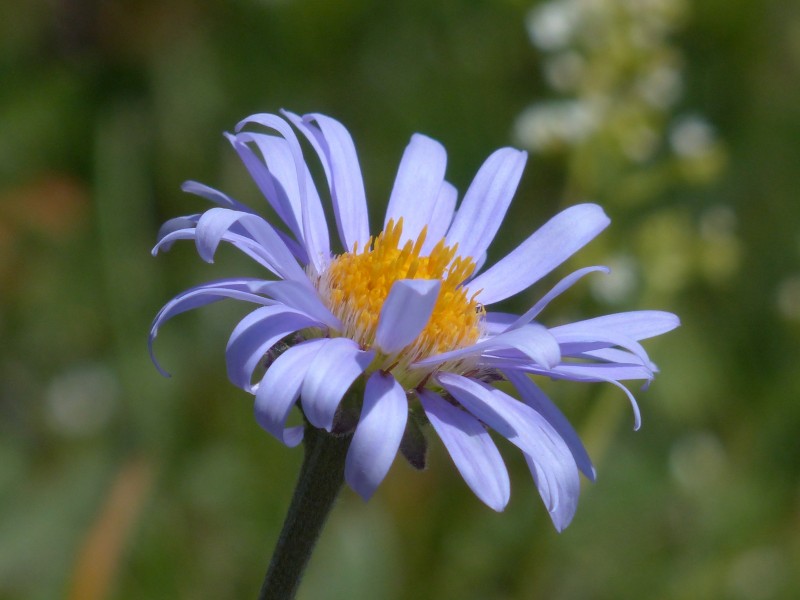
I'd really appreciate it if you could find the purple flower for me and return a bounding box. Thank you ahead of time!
[150,111,678,531]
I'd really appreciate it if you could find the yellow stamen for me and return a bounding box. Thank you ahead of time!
[316,219,484,380]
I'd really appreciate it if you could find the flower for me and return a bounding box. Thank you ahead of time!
[150,110,678,531]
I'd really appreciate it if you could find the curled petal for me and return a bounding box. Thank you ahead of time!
[149,279,274,376]
[194,208,310,285]
[549,326,652,369]
[232,131,331,272]
[283,111,370,252]
[181,180,256,213]
[521,365,643,430]
[225,132,302,238]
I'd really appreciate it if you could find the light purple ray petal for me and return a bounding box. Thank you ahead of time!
[194,208,310,285]
[413,323,560,370]
[437,373,581,530]
[554,362,654,382]
[154,209,307,265]
[374,279,440,354]
[384,134,447,245]
[257,280,341,330]
[235,131,331,272]
[421,181,457,255]
[446,148,527,261]
[234,112,332,272]
[225,132,301,238]
[300,338,375,431]
[549,326,652,367]
[181,180,256,213]
[149,279,275,376]
[504,266,610,331]
[226,305,321,391]
[504,369,595,481]
[484,312,517,335]
[154,226,288,272]
[466,204,610,305]
[555,311,680,341]
[578,347,656,371]
[235,112,311,211]
[472,252,487,276]
[521,365,643,430]
[254,339,327,447]
[418,389,510,512]
[345,371,408,500]
[284,111,370,252]
[155,215,200,251]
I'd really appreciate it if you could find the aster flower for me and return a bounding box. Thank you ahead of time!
[150,110,678,532]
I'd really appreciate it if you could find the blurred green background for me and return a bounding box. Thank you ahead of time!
[2,0,799,598]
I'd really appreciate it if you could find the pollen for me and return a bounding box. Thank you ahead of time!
[317,218,484,370]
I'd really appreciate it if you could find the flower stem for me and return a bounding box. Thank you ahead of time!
[258,424,351,600]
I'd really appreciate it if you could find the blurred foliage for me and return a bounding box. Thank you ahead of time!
[1,0,799,598]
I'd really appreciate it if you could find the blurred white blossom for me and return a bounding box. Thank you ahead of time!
[45,363,119,437]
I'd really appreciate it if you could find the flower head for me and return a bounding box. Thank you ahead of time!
[150,111,678,531]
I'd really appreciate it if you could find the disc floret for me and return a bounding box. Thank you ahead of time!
[316,219,484,384]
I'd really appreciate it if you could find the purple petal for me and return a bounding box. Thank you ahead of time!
[421,181,457,255]
[520,364,643,430]
[437,373,581,530]
[234,131,331,272]
[149,279,275,376]
[152,221,306,277]
[284,111,370,252]
[226,132,301,239]
[418,389,510,512]
[374,279,440,354]
[181,180,256,213]
[154,215,201,253]
[549,325,652,368]
[300,338,375,431]
[553,362,654,382]
[345,371,408,500]
[504,266,610,331]
[483,312,518,335]
[194,208,311,285]
[256,280,341,330]
[383,134,447,245]
[254,339,327,447]
[504,369,595,481]
[556,311,680,341]
[226,305,321,391]
[446,148,527,261]
[413,323,560,370]
[578,347,656,370]
[466,204,610,305]
[234,112,332,272]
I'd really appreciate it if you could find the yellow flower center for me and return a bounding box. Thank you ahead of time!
[316,218,484,384]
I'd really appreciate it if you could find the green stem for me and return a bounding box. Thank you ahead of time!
[258,425,351,600]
